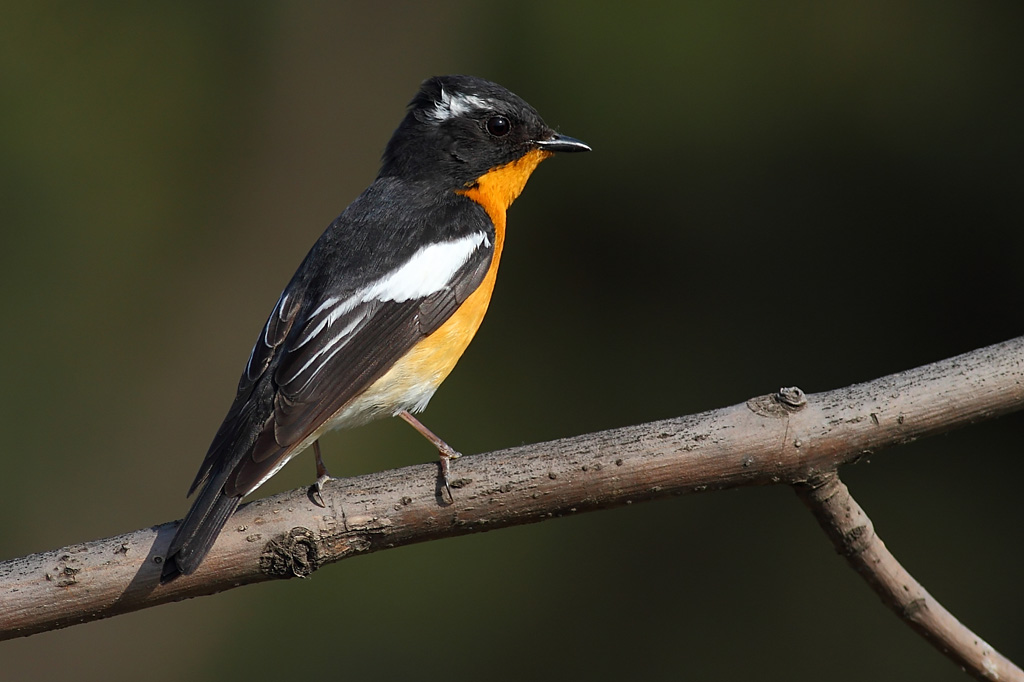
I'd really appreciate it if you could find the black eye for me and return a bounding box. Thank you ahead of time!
[486,115,511,137]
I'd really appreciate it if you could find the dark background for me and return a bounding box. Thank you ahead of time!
[3,3,1022,680]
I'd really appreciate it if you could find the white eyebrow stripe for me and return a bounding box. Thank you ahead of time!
[292,232,488,350]
[430,87,493,121]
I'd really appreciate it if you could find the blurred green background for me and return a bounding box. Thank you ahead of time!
[2,2,1023,680]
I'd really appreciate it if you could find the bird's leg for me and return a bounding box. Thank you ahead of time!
[399,410,462,501]
[311,440,331,508]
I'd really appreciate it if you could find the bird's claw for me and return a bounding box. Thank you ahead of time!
[310,440,331,508]
[311,473,331,508]
[439,449,462,503]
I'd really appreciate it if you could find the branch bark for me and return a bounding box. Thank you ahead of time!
[2,336,1023,677]
[796,473,1022,682]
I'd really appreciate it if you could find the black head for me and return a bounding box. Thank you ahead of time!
[379,75,589,187]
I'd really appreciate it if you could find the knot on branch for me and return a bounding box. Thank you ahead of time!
[746,386,807,418]
[775,387,807,410]
[259,527,321,579]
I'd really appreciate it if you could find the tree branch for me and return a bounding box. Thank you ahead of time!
[795,472,1023,682]
[2,336,1023,677]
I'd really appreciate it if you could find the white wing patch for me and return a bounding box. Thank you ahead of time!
[280,232,489,386]
[370,233,486,303]
[429,86,492,121]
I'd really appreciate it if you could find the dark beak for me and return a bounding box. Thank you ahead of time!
[536,133,591,153]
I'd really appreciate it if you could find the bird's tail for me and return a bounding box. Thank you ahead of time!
[160,481,241,583]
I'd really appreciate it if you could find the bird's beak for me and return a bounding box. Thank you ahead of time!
[536,133,591,153]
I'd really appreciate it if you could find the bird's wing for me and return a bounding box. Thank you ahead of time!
[189,192,494,499]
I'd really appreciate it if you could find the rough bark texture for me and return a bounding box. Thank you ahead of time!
[2,336,1022,678]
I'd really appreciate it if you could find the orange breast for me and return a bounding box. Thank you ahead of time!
[406,148,553,384]
[323,148,553,428]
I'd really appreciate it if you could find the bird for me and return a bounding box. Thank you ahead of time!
[160,74,590,582]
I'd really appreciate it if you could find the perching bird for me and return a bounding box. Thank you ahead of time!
[161,74,589,582]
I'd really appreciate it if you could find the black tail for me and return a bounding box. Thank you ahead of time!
[161,481,241,583]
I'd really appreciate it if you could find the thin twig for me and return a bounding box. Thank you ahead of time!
[795,472,1024,682]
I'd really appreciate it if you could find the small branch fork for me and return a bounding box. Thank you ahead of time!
[796,473,1023,682]
[2,336,1024,679]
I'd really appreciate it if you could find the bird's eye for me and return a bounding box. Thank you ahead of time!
[486,115,511,137]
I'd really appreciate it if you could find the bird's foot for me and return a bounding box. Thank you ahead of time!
[311,440,331,508]
[438,446,463,503]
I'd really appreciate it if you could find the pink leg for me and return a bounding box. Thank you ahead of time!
[399,410,462,500]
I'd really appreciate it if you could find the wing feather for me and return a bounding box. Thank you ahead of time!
[186,288,304,496]
[206,188,494,497]
[169,145,503,579]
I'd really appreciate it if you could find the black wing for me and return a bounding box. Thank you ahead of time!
[162,181,492,579]
[225,232,492,495]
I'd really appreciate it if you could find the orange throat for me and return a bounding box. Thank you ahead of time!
[457,147,553,250]
[446,146,553,341]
